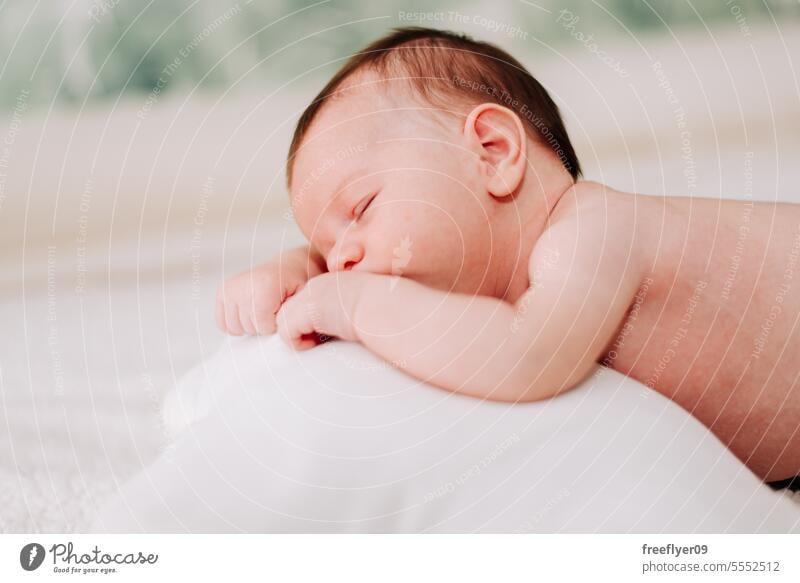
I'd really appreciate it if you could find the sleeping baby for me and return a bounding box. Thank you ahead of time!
[216,27,800,491]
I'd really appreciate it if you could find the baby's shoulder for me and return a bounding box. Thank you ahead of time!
[530,182,641,282]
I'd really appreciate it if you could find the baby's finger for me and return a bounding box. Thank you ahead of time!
[215,294,227,332]
[275,304,295,347]
[239,304,256,336]
[253,316,277,336]
[276,298,314,349]
[252,300,278,335]
[293,334,319,351]
[224,300,245,336]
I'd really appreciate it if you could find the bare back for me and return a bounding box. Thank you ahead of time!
[599,189,800,482]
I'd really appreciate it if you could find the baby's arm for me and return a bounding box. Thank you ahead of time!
[352,229,644,402]
[216,244,327,335]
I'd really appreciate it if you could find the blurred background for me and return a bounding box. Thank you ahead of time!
[1,0,799,532]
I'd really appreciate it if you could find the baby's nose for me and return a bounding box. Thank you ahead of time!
[326,242,364,272]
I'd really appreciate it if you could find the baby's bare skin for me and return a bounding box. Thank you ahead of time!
[553,185,800,482]
[218,73,798,485]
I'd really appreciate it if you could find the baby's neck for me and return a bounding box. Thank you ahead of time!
[493,176,575,304]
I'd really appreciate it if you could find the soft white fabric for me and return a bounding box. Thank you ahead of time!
[92,335,800,533]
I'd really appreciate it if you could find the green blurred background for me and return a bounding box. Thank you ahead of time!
[2,0,798,110]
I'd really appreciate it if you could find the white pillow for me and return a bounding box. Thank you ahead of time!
[91,335,800,533]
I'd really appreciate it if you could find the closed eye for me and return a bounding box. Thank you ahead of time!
[353,193,377,220]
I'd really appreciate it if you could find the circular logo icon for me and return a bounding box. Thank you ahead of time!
[20,543,46,571]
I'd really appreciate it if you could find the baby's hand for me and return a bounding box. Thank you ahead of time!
[216,261,309,336]
[276,271,372,350]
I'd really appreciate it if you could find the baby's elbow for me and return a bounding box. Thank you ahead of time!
[502,359,594,403]
[485,375,556,404]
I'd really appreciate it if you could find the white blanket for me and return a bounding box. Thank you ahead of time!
[91,335,800,533]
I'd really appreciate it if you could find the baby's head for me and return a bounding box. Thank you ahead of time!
[288,27,580,299]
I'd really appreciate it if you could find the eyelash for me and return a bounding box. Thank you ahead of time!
[353,193,377,220]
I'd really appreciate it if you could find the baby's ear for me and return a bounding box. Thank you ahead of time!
[463,103,527,198]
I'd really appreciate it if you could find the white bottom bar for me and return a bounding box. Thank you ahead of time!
[1,534,796,582]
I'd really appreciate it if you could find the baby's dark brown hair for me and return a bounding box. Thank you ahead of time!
[287,26,581,188]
